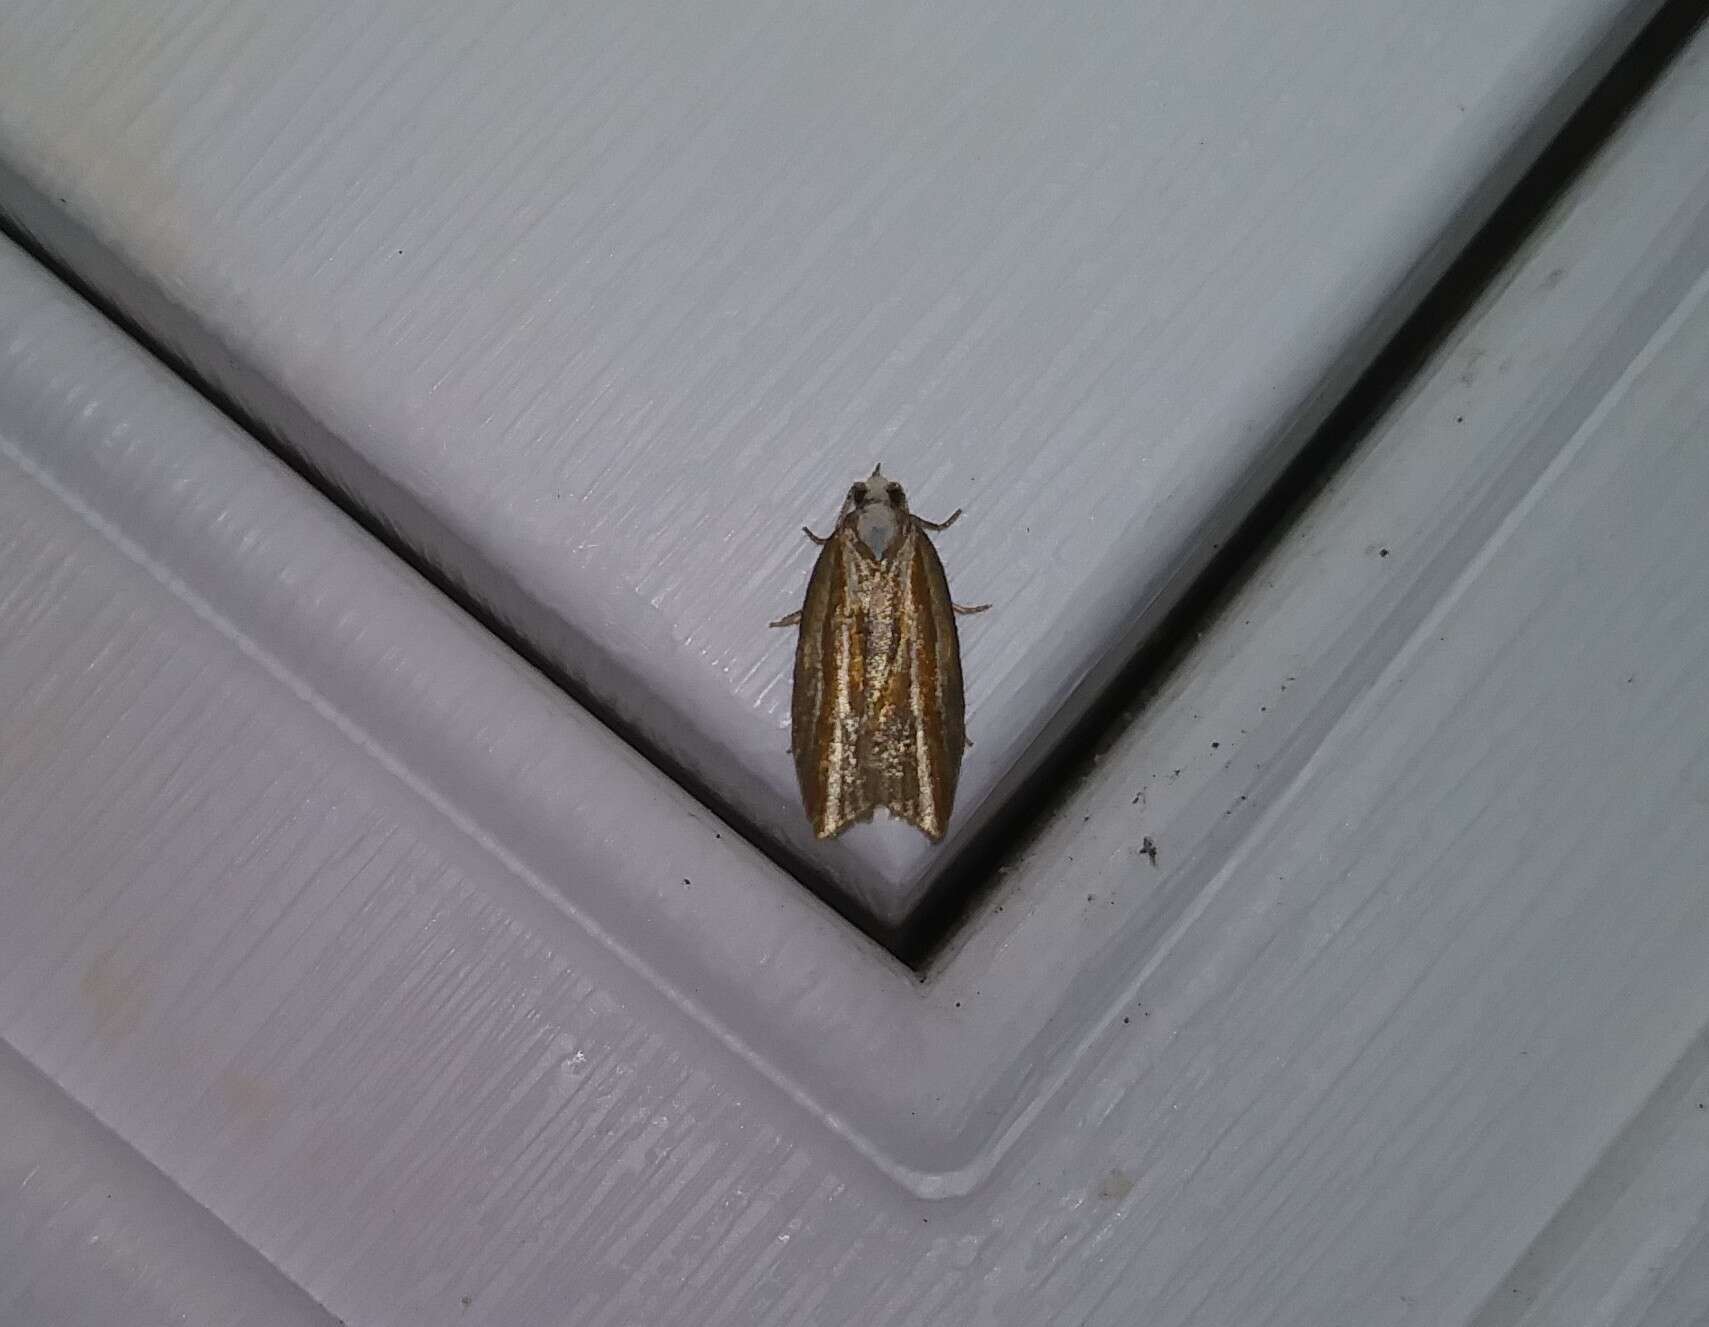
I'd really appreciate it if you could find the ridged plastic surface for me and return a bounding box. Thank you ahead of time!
[0,0,1662,917]
[1,20,1707,1327]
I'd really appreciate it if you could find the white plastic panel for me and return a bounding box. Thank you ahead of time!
[0,0,1662,919]
[0,1042,338,1327]
[1485,1036,1709,1326]
[3,23,1709,1325]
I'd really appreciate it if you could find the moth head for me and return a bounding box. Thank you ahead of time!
[846,464,909,559]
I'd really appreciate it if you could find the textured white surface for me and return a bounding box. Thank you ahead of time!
[0,1042,338,1327]
[3,25,1709,1327]
[0,0,1662,916]
[1485,1038,1709,1327]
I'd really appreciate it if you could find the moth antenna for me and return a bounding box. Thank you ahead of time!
[915,509,963,532]
[953,602,991,616]
[802,526,832,545]
[769,610,803,628]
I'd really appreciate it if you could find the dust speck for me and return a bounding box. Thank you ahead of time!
[218,1069,282,1133]
[1097,1169,1135,1201]
[80,945,150,1044]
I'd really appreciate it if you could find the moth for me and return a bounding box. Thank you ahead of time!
[770,466,988,841]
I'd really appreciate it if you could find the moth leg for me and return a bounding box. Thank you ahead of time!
[915,509,963,532]
[953,601,991,616]
[771,527,830,626]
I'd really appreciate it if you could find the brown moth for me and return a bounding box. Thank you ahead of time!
[770,466,988,841]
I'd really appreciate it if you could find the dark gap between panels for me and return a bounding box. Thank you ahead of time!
[894,0,1708,967]
[1,0,1702,970]
[0,182,896,947]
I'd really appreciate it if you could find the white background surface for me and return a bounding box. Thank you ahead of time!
[0,0,1663,918]
[0,1042,336,1326]
[1,19,1708,1325]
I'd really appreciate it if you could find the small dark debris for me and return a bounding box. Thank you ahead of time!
[1140,837,1158,867]
[1122,1016,1130,1024]
[1211,741,1220,749]
[683,878,691,886]
[1097,1169,1136,1200]
[1379,548,1389,557]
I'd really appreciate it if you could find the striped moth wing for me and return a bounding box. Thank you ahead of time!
[775,468,980,842]
[863,519,967,840]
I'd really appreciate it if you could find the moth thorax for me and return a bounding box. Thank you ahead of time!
[855,504,903,559]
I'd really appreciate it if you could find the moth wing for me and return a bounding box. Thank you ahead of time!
[867,521,967,841]
[791,527,879,838]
